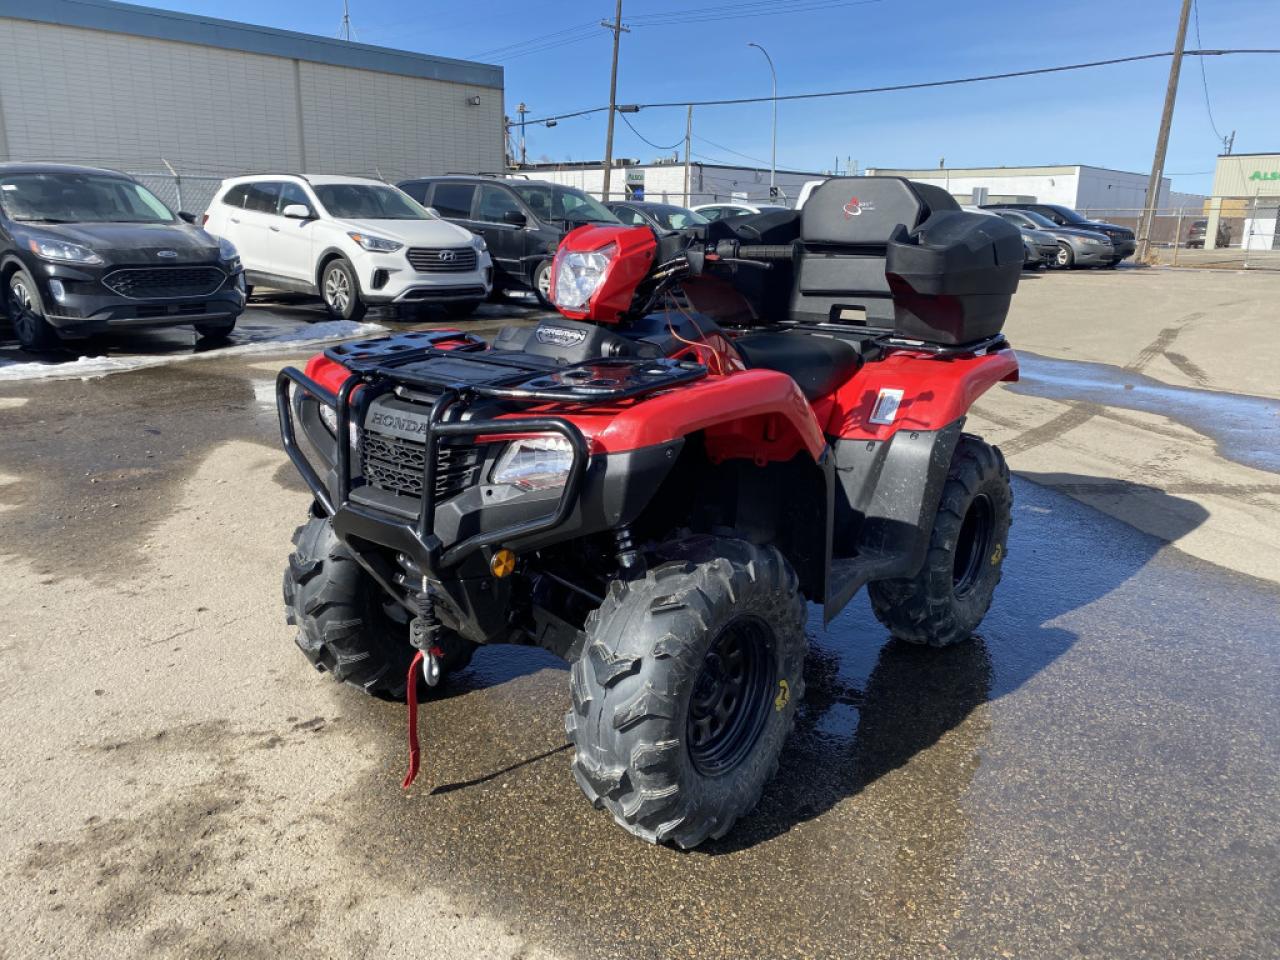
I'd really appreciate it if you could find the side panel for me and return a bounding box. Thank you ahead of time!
[552,369,827,462]
[817,348,1018,441]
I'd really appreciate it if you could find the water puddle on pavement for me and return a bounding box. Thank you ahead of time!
[1012,351,1280,473]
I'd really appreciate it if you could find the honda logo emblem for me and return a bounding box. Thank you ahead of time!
[438,249,457,262]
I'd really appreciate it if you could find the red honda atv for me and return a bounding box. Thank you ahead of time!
[277,177,1022,848]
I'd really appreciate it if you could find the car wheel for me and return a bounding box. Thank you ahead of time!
[321,258,367,322]
[1055,243,1075,269]
[7,270,60,352]
[532,259,553,308]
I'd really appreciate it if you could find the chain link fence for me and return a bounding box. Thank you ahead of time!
[1077,199,1280,270]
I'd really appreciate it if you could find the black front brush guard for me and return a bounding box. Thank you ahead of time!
[276,366,589,576]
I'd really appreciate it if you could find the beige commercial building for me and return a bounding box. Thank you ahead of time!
[0,0,505,212]
[1203,153,1280,250]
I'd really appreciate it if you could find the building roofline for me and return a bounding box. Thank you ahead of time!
[1216,152,1280,158]
[867,163,1161,179]
[515,160,828,177]
[0,0,503,89]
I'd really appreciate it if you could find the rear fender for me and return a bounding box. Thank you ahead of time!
[819,347,1018,440]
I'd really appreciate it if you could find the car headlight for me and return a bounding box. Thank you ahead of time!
[553,244,616,310]
[217,236,239,262]
[490,435,573,491]
[348,232,403,253]
[471,234,488,252]
[27,236,102,264]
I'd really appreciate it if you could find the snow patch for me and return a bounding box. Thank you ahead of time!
[0,321,387,383]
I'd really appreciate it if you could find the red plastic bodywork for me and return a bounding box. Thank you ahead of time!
[551,224,657,324]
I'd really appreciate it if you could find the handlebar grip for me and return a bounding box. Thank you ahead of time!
[737,244,797,261]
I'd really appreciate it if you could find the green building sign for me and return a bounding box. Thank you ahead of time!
[1249,170,1280,181]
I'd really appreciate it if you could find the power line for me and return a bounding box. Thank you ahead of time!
[519,48,1280,125]
[693,134,770,167]
[620,113,685,152]
[630,0,886,26]
[1192,0,1226,144]
[468,21,600,61]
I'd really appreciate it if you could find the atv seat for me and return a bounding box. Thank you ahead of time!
[734,332,861,401]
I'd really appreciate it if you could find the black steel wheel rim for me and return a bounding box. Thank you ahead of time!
[687,615,775,776]
[953,493,995,597]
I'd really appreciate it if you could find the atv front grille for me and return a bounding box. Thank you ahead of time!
[406,247,477,273]
[361,432,486,499]
[102,266,226,299]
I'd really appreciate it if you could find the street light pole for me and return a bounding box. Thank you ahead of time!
[747,42,776,195]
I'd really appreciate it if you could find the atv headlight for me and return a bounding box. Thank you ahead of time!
[318,402,360,450]
[27,236,103,264]
[553,244,615,310]
[348,232,403,253]
[490,435,573,491]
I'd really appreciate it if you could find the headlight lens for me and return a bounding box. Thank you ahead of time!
[217,236,239,262]
[490,435,573,491]
[317,402,359,450]
[471,234,488,252]
[553,244,615,309]
[27,236,102,264]
[348,232,403,253]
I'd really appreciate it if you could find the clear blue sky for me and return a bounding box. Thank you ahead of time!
[138,0,1276,195]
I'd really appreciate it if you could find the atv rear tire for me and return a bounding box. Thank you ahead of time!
[868,435,1011,647]
[283,515,476,700]
[566,537,807,848]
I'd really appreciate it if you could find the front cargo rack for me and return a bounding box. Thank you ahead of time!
[325,330,707,403]
[277,329,706,576]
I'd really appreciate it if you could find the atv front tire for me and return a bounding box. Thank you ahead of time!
[283,515,476,700]
[566,537,807,848]
[868,435,1011,647]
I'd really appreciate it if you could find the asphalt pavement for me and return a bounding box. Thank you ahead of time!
[0,274,1277,959]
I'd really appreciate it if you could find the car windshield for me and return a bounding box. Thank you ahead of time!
[512,183,618,224]
[313,184,429,220]
[647,205,709,229]
[1043,204,1089,224]
[0,172,174,224]
[1014,209,1060,230]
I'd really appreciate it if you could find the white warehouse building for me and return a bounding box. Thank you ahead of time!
[0,0,505,212]
[865,164,1205,216]
[516,160,827,206]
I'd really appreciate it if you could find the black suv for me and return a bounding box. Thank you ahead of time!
[0,163,245,351]
[982,202,1136,265]
[398,175,618,306]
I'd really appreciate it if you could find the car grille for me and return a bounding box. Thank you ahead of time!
[361,432,486,500]
[102,266,226,299]
[406,247,477,273]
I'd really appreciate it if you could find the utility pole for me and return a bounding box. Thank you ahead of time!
[683,104,693,207]
[517,102,529,166]
[600,0,628,202]
[1136,0,1193,262]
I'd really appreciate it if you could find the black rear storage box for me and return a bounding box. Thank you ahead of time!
[793,177,1022,346]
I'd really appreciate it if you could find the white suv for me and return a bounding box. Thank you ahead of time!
[203,174,492,320]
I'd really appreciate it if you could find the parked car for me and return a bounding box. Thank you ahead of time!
[203,174,491,321]
[692,202,788,221]
[964,206,1058,269]
[1185,218,1230,249]
[398,175,618,307]
[0,162,244,352]
[982,202,1134,265]
[605,200,709,231]
[986,207,1115,269]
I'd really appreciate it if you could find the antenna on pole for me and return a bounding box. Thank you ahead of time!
[339,0,353,41]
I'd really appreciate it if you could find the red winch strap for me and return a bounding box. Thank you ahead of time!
[402,650,425,789]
